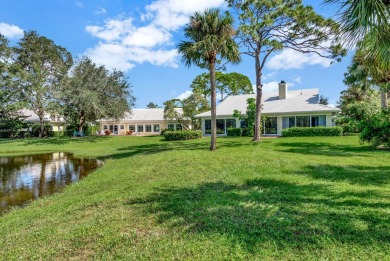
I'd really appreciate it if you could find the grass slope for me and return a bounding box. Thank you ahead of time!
[0,136,389,260]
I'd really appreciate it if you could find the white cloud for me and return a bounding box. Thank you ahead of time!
[266,49,332,70]
[252,81,295,94]
[86,18,134,42]
[262,71,277,81]
[292,75,301,84]
[76,1,84,8]
[176,90,192,100]
[0,23,23,39]
[95,7,107,15]
[84,0,226,71]
[85,42,178,71]
[145,0,226,30]
[122,25,171,47]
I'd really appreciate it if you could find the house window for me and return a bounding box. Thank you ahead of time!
[103,125,108,130]
[296,116,310,127]
[167,123,175,130]
[153,124,160,132]
[240,120,247,128]
[311,115,326,127]
[216,119,225,134]
[120,125,125,130]
[137,125,144,132]
[129,125,135,131]
[176,124,182,131]
[282,117,295,129]
[264,117,277,134]
[205,120,211,134]
[145,124,152,132]
[226,119,236,128]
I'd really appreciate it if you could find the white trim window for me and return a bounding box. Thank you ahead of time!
[153,124,160,132]
[137,125,144,132]
[129,125,135,131]
[145,124,152,132]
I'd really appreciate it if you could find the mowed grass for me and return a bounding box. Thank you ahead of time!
[0,136,389,260]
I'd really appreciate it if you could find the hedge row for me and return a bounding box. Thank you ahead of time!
[226,127,254,137]
[282,127,343,137]
[163,130,203,141]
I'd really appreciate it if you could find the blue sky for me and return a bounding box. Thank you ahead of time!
[0,0,353,108]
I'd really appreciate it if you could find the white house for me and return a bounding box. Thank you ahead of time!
[99,108,187,135]
[195,81,339,136]
[19,109,65,132]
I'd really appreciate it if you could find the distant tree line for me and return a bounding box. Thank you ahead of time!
[0,31,135,138]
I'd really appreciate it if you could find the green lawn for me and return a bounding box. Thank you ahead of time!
[0,136,389,260]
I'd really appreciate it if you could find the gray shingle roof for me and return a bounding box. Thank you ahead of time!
[195,88,339,118]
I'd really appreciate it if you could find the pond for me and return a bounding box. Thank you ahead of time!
[0,152,102,214]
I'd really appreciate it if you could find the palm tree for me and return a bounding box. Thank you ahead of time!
[326,0,390,81]
[177,9,240,151]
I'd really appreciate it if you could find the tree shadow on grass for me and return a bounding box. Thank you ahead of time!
[107,138,251,160]
[276,142,373,157]
[126,178,389,251]
[21,136,107,146]
[294,164,390,186]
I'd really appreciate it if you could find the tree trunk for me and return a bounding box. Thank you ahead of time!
[78,110,85,133]
[38,111,45,138]
[253,55,262,142]
[209,61,217,151]
[380,90,388,109]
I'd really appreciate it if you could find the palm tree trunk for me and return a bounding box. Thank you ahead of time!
[209,61,217,151]
[253,55,262,142]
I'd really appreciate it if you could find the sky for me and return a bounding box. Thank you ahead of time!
[0,0,354,108]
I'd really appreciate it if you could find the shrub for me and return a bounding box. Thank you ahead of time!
[161,129,170,136]
[227,127,242,137]
[241,127,254,137]
[126,130,133,135]
[282,127,343,137]
[52,131,65,137]
[105,130,112,136]
[163,130,202,141]
[31,124,54,137]
[359,109,390,148]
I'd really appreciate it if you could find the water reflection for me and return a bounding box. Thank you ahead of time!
[0,152,102,214]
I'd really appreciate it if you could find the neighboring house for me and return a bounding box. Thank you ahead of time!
[195,81,339,136]
[19,109,65,132]
[99,108,186,135]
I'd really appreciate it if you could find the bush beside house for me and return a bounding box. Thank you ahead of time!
[164,130,202,141]
[282,127,343,137]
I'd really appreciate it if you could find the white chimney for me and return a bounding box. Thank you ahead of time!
[279,80,287,99]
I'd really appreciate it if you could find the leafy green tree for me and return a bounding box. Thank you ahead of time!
[61,57,135,133]
[227,0,346,142]
[0,34,29,138]
[232,98,257,136]
[146,102,160,109]
[13,31,73,137]
[178,9,240,151]
[0,35,23,118]
[190,73,211,100]
[163,93,210,130]
[337,60,381,132]
[191,72,253,102]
